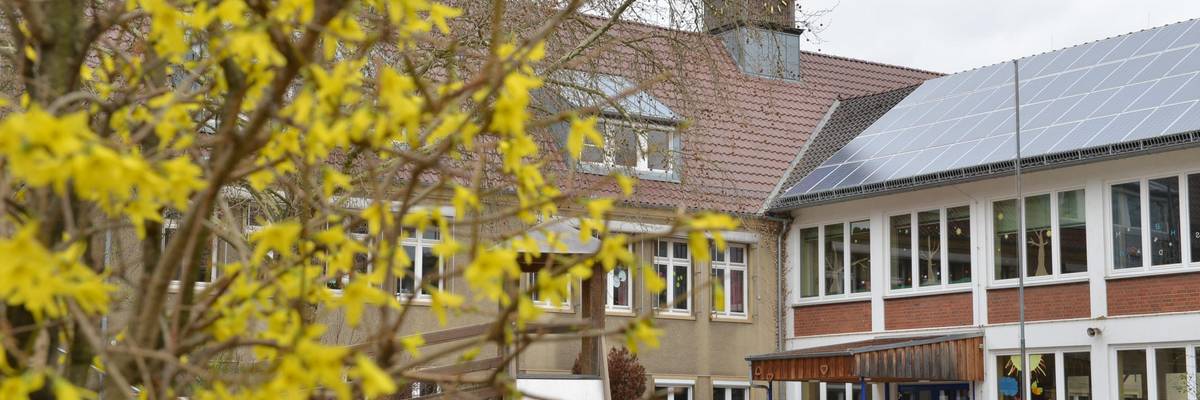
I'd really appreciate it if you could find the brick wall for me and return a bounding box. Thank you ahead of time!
[793,301,871,337]
[1108,272,1200,316]
[884,292,973,330]
[988,282,1090,323]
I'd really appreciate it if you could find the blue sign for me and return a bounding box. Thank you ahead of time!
[999,377,1019,396]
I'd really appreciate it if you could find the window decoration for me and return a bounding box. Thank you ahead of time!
[608,264,633,311]
[653,239,691,313]
[993,190,1087,281]
[711,244,747,317]
[890,206,972,290]
[996,351,1089,400]
[799,220,870,299]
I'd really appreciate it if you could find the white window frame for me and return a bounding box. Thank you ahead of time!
[654,378,695,400]
[523,271,573,310]
[654,239,692,314]
[580,117,677,174]
[397,227,444,301]
[884,204,973,294]
[1109,343,1199,400]
[712,384,749,400]
[711,243,749,318]
[606,243,635,312]
[988,188,1090,286]
[992,347,1092,400]
[1106,172,1197,276]
[163,215,221,288]
[797,219,872,302]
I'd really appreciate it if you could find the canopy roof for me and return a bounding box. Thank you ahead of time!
[746,333,984,383]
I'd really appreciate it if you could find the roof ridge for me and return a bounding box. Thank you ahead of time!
[800,50,945,76]
[940,16,1200,76]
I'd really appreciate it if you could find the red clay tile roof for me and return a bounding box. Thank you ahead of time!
[542,19,941,215]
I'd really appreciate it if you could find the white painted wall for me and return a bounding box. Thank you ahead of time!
[781,146,1200,400]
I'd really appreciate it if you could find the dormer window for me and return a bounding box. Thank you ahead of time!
[579,118,678,175]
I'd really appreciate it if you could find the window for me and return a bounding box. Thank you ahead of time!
[522,271,571,309]
[1118,349,1148,400]
[655,384,692,400]
[826,383,848,400]
[607,263,633,311]
[654,240,691,313]
[580,118,677,174]
[711,244,747,317]
[713,386,747,400]
[1114,346,1200,400]
[799,382,819,400]
[996,351,1090,400]
[799,220,870,299]
[800,227,820,297]
[1111,174,1199,271]
[327,220,373,290]
[993,190,1088,281]
[890,206,972,290]
[163,209,223,285]
[398,227,443,299]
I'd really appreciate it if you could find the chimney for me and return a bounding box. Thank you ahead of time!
[705,0,803,81]
[703,0,797,33]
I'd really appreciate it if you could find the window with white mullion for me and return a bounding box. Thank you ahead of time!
[800,220,870,300]
[1111,175,1189,272]
[1051,194,1063,277]
[1187,347,1198,400]
[993,189,1088,282]
[1055,352,1066,400]
[654,239,691,313]
[711,244,748,317]
[398,227,443,299]
[941,208,950,286]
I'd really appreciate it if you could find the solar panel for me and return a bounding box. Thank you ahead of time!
[784,18,1200,198]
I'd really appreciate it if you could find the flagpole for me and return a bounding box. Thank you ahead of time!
[1012,59,1030,400]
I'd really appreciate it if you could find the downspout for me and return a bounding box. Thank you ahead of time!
[760,213,791,400]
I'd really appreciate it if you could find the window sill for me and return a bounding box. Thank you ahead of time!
[988,274,1089,289]
[534,304,576,314]
[883,284,973,300]
[1107,264,1200,281]
[653,311,695,320]
[711,314,752,324]
[167,281,212,293]
[605,308,636,317]
[792,294,872,307]
[576,163,680,183]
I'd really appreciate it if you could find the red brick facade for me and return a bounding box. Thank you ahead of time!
[884,292,973,330]
[793,301,872,337]
[988,282,1090,323]
[1108,272,1200,316]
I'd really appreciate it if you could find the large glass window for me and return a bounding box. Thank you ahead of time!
[918,210,943,286]
[1065,352,1091,400]
[800,228,819,298]
[1190,174,1200,263]
[825,224,845,296]
[1118,349,1148,400]
[1025,194,1054,278]
[891,207,971,290]
[712,244,747,317]
[993,190,1088,281]
[890,215,913,289]
[850,221,871,293]
[1113,182,1144,269]
[948,206,972,283]
[997,352,1087,400]
[1149,177,1182,266]
[1059,190,1089,274]
[654,240,691,313]
[1156,348,1187,400]
[799,221,870,300]
[994,199,1021,280]
[608,264,632,311]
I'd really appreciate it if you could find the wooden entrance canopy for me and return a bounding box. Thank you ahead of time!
[746,334,984,383]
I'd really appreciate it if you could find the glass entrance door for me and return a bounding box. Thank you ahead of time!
[899,383,972,400]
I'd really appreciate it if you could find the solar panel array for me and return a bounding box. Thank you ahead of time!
[785,18,1200,198]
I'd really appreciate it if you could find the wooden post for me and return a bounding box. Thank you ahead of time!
[578,263,606,375]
